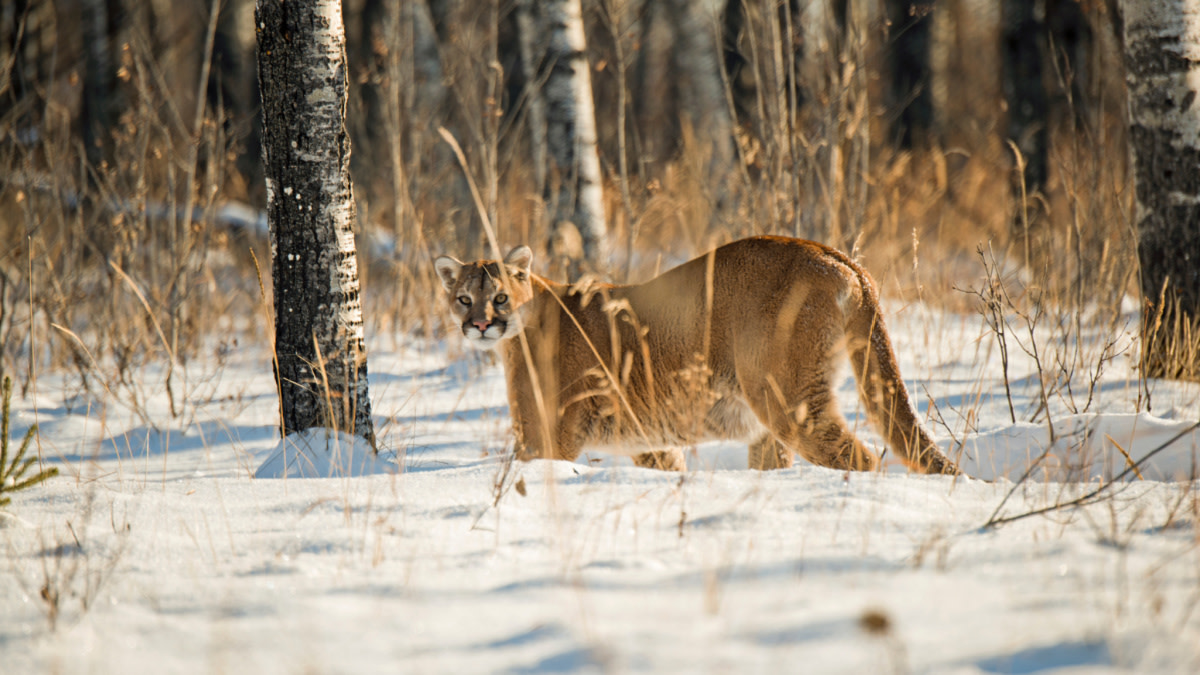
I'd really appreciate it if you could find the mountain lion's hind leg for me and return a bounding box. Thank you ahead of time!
[736,320,880,472]
[632,449,687,472]
[752,395,879,472]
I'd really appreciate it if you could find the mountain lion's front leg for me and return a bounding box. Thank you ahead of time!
[510,395,586,463]
[510,399,556,461]
[748,436,793,471]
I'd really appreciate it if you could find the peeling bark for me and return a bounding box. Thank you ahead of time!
[1121,0,1200,379]
[256,0,376,445]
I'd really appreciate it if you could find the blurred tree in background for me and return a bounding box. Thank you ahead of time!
[531,0,608,276]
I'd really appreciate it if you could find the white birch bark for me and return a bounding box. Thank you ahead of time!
[1120,0,1200,378]
[256,0,375,445]
[537,0,608,273]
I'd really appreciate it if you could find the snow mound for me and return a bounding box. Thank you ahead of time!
[253,429,398,478]
[961,412,1200,482]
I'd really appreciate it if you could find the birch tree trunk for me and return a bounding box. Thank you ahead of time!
[256,0,376,445]
[537,0,608,275]
[1120,0,1200,380]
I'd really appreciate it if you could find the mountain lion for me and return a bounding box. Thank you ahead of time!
[434,236,960,475]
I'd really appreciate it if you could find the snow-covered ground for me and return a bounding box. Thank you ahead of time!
[3,304,1199,673]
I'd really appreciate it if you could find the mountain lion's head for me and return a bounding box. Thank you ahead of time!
[434,246,535,350]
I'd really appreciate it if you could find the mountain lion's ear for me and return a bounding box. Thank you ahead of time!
[433,255,465,292]
[504,245,533,276]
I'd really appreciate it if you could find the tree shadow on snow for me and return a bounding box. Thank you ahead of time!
[974,640,1111,674]
[46,420,275,465]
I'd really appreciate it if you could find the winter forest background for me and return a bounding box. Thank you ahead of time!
[3,1,1200,673]
[0,0,1166,382]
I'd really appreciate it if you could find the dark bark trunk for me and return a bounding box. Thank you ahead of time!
[2,0,52,130]
[1002,0,1049,196]
[210,0,261,200]
[79,0,114,171]
[1045,0,1094,124]
[517,0,548,198]
[354,0,391,189]
[883,1,935,148]
[256,0,376,445]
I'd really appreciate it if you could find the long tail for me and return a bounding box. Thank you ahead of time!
[845,273,960,475]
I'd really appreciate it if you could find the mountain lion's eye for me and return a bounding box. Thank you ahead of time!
[494,294,509,305]
[457,296,472,307]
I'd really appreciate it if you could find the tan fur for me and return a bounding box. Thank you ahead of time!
[434,236,960,475]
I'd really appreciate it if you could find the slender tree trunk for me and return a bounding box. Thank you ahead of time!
[78,0,148,170]
[517,0,549,198]
[883,0,934,148]
[405,1,445,161]
[2,0,53,130]
[1120,0,1200,380]
[799,0,839,99]
[1045,0,1094,122]
[633,0,678,175]
[211,0,260,197]
[1002,0,1049,198]
[256,0,376,445]
[939,0,1003,147]
[356,0,391,155]
[79,0,114,172]
[797,0,867,248]
[355,0,443,244]
[668,0,737,214]
[537,0,608,275]
[798,0,841,243]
